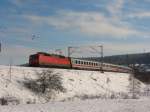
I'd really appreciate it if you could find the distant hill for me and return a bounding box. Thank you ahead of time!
[89,52,150,66]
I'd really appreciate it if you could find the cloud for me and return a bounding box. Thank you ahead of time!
[25,11,139,38]
[10,0,24,6]
[129,11,150,18]
[98,42,150,56]
[10,0,36,6]
[107,0,124,16]
[0,25,39,43]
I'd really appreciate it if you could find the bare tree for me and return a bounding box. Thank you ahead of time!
[36,70,66,93]
[23,69,66,100]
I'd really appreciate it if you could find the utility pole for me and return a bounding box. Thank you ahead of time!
[100,45,104,73]
[68,46,77,57]
[132,73,135,98]
[68,47,71,57]
[0,42,1,52]
[9,58,12,82]
[126,54,129,66]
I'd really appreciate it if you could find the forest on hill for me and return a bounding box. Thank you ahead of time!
[90,52,150,66]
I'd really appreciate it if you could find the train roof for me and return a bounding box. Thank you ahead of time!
[32,52,66,58]
[72,58,99,63]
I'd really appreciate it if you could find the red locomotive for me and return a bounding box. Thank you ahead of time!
[29,52,132,73]
[29,52,71,68]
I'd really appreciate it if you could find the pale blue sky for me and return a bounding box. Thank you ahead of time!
[0,0,150,65]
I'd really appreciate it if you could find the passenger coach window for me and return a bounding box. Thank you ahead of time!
[75,60,78,64]
[78,61,80,64]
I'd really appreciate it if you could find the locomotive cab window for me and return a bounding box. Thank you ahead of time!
[30,55,38,60]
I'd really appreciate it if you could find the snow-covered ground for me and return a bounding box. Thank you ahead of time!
[1,99,150,112]
[0,65,149,112]
[0,65,146,104]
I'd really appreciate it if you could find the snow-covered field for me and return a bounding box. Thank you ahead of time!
[1,99,150,112]
[0,65,148,112]
[0,65,145,103]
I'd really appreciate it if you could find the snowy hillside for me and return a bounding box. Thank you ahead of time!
[0,65,145,104]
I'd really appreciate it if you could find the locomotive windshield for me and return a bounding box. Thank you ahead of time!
[29,54,39,66]
[29,54,38,61]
